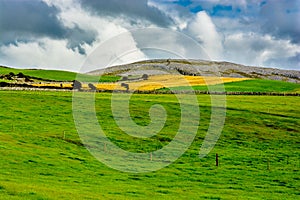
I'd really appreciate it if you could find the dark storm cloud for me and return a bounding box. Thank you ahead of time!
[66,25,97,55]
[0,0,65,42]
[260,0,300,44]
[0,0,97,54]
[79,0,173,27]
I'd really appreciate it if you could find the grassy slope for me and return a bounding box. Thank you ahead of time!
[0,66,120,82]
[164,79,300,93]
[1,66,298,92]
[0,91,299,199]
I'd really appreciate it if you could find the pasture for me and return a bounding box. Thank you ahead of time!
[0,66,119,82]
[0,91,299,199]
[164,79,300,93]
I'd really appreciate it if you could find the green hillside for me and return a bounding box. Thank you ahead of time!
[0,66,120,82]
[0,91,299,199]
[163,79,300,93]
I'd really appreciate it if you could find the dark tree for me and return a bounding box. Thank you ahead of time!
[121,83,129,91]
[166,58,171,66]
[24,77,31,82]
[88,83,97,91]
[17,72,25,78]
[73,80,82,90]
[142,74,149,80]
[121,76,128,81]
[0,82,9,87]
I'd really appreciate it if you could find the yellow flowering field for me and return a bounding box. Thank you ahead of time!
[31,83,73,88]
[30,75,250,91]
[124,75,250,91]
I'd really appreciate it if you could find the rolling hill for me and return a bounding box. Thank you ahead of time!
[1,60,299,93]
[88,59,300,83]
[0,66,120,82]
[0,91,299,199]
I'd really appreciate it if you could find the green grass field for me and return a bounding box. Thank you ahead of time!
[0,66,120,82]
[0,91,299,199]
[163,79,300,93]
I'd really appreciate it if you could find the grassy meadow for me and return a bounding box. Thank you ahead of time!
[0,66,120,82]
[163,79,300,93]
[0,90,299,199]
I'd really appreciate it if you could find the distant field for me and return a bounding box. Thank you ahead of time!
[163,79,300,93]
[1,66,299,93]
[72,75,250,91]
[127,75,250,91]
[0,66,120,82]
[0,91,299,199]
[79,76,299,93]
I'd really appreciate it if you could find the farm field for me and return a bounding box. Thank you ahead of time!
[0,66,120,82]
[24,74,250,91]
[91,77,299,92]
[1,65,299,94]
[0,91,299,199]
[118,75,250,91]
[163,79,300,93]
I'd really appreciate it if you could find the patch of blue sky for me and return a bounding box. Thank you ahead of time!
[190,5,203,13]
[189,3,242,18]
[210,5,241,18]
[173,0,193,7]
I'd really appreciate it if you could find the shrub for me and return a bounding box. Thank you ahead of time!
[121,83,129,91]
[0,82,9,87]
[88,83,97,91]
[24,77,31,82]
[73,80,82,90]
[121,76,128,81]
[142,74,149,80]
[17,72,25,78]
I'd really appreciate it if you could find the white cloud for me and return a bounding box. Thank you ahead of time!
[147,0,189,30]
[1,0,299,71]
[224,32,300,68]
[83,31,147,73]
[0,0,148,72]
[185,11,223,60]
[44,0,129,45]
[0,38,85,71]
[212,17,257,34]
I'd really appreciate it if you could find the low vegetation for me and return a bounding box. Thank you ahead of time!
[88,59,300,83]
[162,79,300,93]
[0,66,120,82]
[65,75,250,92]
[0,91,299,199]
[0,64,299,199]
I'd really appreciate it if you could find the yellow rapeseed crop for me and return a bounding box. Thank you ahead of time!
[125,75,250,91]
[31,83,73,88]
[30,75,250,91]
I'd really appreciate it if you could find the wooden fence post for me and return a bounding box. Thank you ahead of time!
[63,131,66,140]
[216,153,219,167]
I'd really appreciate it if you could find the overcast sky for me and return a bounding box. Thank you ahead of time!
[0,0,299,72]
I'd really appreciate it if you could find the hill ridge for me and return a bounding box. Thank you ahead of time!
[88,59,300,83]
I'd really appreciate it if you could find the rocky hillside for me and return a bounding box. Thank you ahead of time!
[88,59,300,83]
